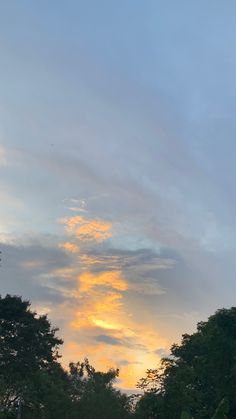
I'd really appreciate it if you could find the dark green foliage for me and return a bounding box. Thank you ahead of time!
[134,391,164,418]
[211,398,229,419]
[1,293,236,418]
[136,307,236,419]
[20,364,73,419]
[0,413,15,419]
[180,411,191,419]
[68,358,132,418]
[0,294,62,372]
[0,295,132,418]
[0,294,63,417]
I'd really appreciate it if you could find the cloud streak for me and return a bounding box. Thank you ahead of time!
[0,145,7,166]
[61,215,112,242]
[54,213,174,388]
[2,1,235,390]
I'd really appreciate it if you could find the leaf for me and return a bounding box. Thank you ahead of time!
[180,411,191,419]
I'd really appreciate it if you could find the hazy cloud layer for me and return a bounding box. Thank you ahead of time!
[1,1,236,389]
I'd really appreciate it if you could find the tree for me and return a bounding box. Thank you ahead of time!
[180,412,191,419]
[134,390,164,419]
[0,294,63,416]
[68,358,132,418]
[211,398,229,419]
[136,307,236,418]
[20,363,73,419]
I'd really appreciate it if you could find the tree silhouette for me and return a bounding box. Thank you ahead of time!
[68,358,132,418]
[136,307,236,418]
[0,295,63,417]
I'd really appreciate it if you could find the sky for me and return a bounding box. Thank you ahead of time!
[1,0,236,390]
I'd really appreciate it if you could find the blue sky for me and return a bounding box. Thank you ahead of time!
[1,1,236,389]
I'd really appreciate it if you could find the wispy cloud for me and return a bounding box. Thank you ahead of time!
[79,271,127,293]
[60,242,80,253]
[60,215,112,242]
[56,212,173,388]
[0,145,7,166]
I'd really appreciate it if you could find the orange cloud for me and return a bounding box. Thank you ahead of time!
[90,318,122,331]
[71,289,124,330]
[62,330,167,390]
[60,242,80,253]
[94,291,123,312]
[70,270,128,331]
[61,215,112,242]
[79,271,128,292]
[56,211,171,390]
[79,254,120,270]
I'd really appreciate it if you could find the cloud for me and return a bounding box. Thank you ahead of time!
[154,348,170,358]
[61,215,112,242]
[79,271,128,292]
[3,1,236,391]
[60,242,80,253]
[95,335,122,346]
[94,333,148,351]
[71,289,125,331]
[131,280,165,295]
[54,211,173,388]
[0,145,7,166]
[63,198,88,213]
[0,240,71,305]
[117,359,132,366]
[78,247,174,295]
[0,211,178,390]
[79,248,175,271]
[21,260,46,269]
[90,317,122,331]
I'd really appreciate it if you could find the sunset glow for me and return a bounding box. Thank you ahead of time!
[1,1,236,392]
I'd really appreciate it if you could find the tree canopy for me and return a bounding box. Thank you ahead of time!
[136,307,236,418]
[68,358,131,418]
[0,294,63,416]
[0,295,132,418]
[1,294,236,418]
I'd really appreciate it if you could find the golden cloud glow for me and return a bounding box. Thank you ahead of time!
[60,242,80,253]
[71,289,124,330]
[91,318,122,331]
[57,212,171,389]
[79,271,128,292]
[61,215,112,242]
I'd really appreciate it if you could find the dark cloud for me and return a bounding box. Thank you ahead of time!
[118,359,131,366]
[93,334,147,352]
[83,247,177,271]
[94,335,122,346]
[118,359,143,366]
[0,240,74,304]
[77,246,177,296]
